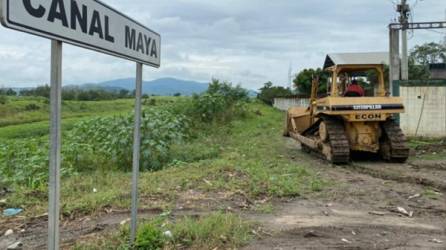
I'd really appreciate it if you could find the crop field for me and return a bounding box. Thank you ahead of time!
[1,83,446,249]
[0,84,326,249]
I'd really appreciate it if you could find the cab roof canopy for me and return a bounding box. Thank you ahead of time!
[323,52,389,71]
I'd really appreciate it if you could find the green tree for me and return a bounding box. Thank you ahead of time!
[410,42,446,65]
[409,58,430,80]
[293,68,329,96]
[190,79,249,123]
[5,88,16,96]
[207,78,249,102]
[409,42,446,80]
[118,89,130,98]
[34,85,51,98]
[257,81,293,106]
[62,89,77,100]
[20,85,50,98]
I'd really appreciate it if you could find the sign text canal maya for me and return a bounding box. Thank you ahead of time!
[1,0,161,67]
[22,0,157,58]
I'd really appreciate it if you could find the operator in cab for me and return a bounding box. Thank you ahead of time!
[344,79,365,97]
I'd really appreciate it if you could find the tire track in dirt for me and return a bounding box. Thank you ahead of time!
[244,138,446,249]
[349,161,446,192]
[245,200,446,250]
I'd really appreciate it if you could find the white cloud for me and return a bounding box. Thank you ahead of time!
[0,0,445,89]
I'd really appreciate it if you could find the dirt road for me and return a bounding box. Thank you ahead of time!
[1,138,445,249]
[246,139,446,249]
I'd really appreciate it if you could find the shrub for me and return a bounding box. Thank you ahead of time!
[189,79,250,123]
[207,79,249,103]
[135,222,166,250]
[67,109,190,171]
[0,95,7,104]
[170,213,252,248]
[191,93,227,122]
[0,138,76,188]
[0,109,189,187]
[25,103,40,111]
[143,98,156,106]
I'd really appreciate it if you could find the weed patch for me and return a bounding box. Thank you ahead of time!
[74,213,253,250]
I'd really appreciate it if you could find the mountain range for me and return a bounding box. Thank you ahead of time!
[80,77,210,96]
[9,77,257,96]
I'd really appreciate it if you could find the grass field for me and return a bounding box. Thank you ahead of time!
[3,101,322,216]
[0,96,186,139]
[0,97,134,127]
[2,95,444,249]
[0,96,323,248]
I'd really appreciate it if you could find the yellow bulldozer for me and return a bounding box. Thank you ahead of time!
[284,53,409,164]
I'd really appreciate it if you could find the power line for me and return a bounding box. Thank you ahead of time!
[425,29,446,35]
[444,8,446,44]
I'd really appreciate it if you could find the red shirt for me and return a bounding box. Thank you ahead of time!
[345,84,365,97]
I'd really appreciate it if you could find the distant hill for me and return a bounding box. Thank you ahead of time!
[7,77,258,96]
[94,77,209,96]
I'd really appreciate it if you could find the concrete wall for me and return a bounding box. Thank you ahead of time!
[400,86,446,137]
[273,97,309,111]
[430,69,446,80]
[273,86,446,138]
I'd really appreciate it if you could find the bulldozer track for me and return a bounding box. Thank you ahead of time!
[324,119,350,164]
[381,120,410,162]
[301,118,350,164]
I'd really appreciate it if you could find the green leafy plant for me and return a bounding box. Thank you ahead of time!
[189,79,250,123]
[0,138,76,188]
[0,108,189,187]
[134,222,166,250]
[0,95,7,105]
[67,109,190,171]
[25,103,40,111]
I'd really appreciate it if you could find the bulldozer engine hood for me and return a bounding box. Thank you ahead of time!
[315,96,405,114]
[318,103,404,111]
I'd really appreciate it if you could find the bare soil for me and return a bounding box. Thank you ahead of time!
[0,192,240,249]
[1,138,446,249]
[245,139,446,250]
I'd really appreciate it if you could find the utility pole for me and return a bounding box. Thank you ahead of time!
[288,62,293,89]
[444,9,446,45]
[389,5,446,95]
[397,0,410,80]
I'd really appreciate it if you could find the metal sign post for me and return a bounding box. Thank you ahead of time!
[48,40,63,250]
[130,63,143,245]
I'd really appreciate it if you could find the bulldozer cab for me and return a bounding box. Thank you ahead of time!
[326,65,386,97]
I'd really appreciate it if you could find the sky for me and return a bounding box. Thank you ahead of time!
[0,0,445,90]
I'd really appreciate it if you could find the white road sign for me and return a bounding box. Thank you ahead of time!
[0,0,161,67]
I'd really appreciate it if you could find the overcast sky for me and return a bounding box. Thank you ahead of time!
[0,0,445,90]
